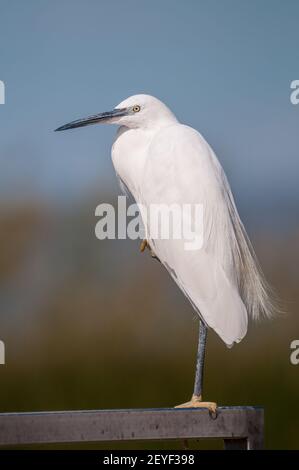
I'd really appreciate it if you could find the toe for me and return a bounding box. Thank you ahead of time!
[175,401,193,408]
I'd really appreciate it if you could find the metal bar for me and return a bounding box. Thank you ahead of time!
[224,438,248,450]
[224,408,264,450]
[0,406,264,448]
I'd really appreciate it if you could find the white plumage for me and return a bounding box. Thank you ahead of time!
[56,93,275,347]
[111,95,275,346]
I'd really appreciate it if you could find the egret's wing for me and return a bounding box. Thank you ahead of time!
[141,124,248,346]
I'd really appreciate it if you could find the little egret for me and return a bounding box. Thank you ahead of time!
[56,94,276,413]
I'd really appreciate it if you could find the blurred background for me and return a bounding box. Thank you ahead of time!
[0,0,298,449]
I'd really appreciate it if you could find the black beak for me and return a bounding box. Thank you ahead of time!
[55,108,128,131]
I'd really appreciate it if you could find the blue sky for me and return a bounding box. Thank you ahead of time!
[0,0,298,228]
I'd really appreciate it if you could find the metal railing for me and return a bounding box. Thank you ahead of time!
[0,406,264,450]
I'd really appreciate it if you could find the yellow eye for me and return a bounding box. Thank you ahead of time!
[132,105,141,113]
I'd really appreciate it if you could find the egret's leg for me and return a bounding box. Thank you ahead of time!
[193,319,207,398]
[175,320,217,414]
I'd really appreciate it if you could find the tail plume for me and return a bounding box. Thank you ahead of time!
[222,173,280,320]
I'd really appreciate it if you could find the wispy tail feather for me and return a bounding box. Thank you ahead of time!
[224,180,280,320]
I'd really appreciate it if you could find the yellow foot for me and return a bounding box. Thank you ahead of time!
[140,239,148,252]
[140,239,160,261]
[175,395,217,416]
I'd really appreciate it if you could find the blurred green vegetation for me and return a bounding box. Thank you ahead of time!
[0,199,298,449]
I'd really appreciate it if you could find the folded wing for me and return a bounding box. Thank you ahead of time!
[141,124,250,346]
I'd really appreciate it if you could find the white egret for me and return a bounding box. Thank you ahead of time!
[55,94,276,413]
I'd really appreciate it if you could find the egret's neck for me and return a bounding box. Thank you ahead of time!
[112,126,156,201]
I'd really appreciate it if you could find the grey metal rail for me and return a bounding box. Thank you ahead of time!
[0,406,264,450]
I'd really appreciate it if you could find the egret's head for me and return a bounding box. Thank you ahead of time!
[55,94,177,132]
